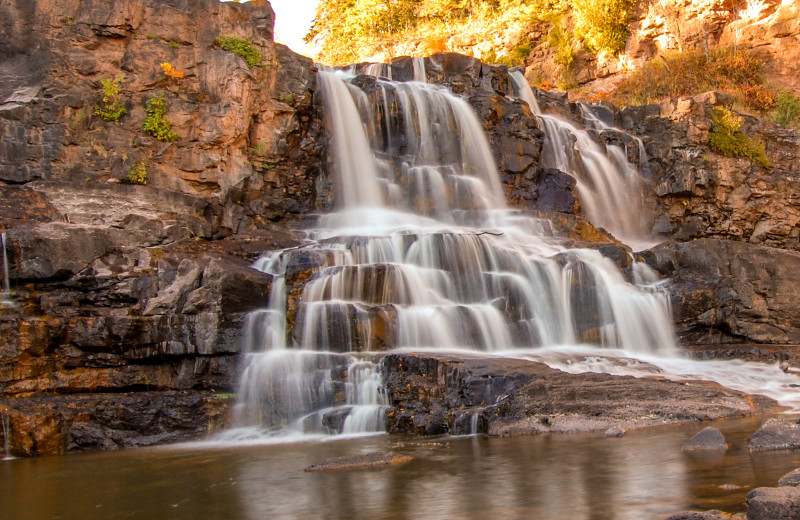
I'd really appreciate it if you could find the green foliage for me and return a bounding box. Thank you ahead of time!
[142,93,179,142]
[708,108,770,167]
[303,0,571,66]
[125,161,148,185]
[181,223,206,241]
[216,35,263,67]
[610,49,768,109]
[250,141,268,154]
[306,0,421,65]
[771,90,800,127]
[277,92,295,104]
[570,0,635,54]
[94,75,127,122]
[555,70,578,90]
[510,41,532,64]
[491,40,533,67]
[548,16,574,68]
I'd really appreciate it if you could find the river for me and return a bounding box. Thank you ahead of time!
[3,416,798,519]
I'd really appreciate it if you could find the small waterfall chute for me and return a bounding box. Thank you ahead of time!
[509,71,654,247]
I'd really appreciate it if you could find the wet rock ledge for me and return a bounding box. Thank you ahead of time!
[381,352,777,436]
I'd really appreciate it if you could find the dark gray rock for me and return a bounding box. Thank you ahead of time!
[381,352,775,437]
[0,392,233,456]
[750,419,800,451]
[619,96,800,250]
[643,239,800,345]
[778,468,800,486]
[745,486,800,520]
[683,426,728,451]
[535,168,579,214]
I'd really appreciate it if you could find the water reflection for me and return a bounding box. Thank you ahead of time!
[3,417,799,519]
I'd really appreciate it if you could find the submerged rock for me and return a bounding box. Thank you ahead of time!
[665,511,741,520]
[749,419,800,451]
[304,451,413,472]
[682,426,728,451]
[604,426,626,438]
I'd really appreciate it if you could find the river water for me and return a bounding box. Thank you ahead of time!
[3,416,798,519]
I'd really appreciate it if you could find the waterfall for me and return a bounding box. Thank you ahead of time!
[509,71,653,247]
[1,412,10,460]
[363,63,391,79]
[228,67,679,441]
[412,57,426,82]
[1,232,10,303]
[316,71,385,209]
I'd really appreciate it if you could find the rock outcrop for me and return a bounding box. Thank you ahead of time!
[642,239,800,347]
[749,418,800,451]
[381,352,774,437]
[614,93,800,250]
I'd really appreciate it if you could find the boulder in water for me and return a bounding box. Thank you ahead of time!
[604,426,626,437]
[682,426,728,451]
[779,468,800,487]
[745,486,800,520]
[749,419,800,451]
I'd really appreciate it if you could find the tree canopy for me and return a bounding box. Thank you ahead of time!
[305,0,633,66]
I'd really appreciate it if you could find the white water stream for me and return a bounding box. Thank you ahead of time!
[1,232,11,304]
[509,71,654,249]
[224,66,800,442]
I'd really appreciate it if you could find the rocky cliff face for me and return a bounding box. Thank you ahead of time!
[534,0,800,98]
[0,0,324,455]
[613,94,800,250]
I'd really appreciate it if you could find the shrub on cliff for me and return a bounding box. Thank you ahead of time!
[571,0,634,55]
[771,90,800,128]
[708,107,770,167]
[216,35,263,68]
[124,161,147,185]
[142,93,179,142]
[610,48,768,112]
[94,75,127,122]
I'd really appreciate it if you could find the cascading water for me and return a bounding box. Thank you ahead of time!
[412,57,426,82]
[1,412,10,460]
[509,71,653,248]
[225,66,684,441]
[1,232,11,304]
